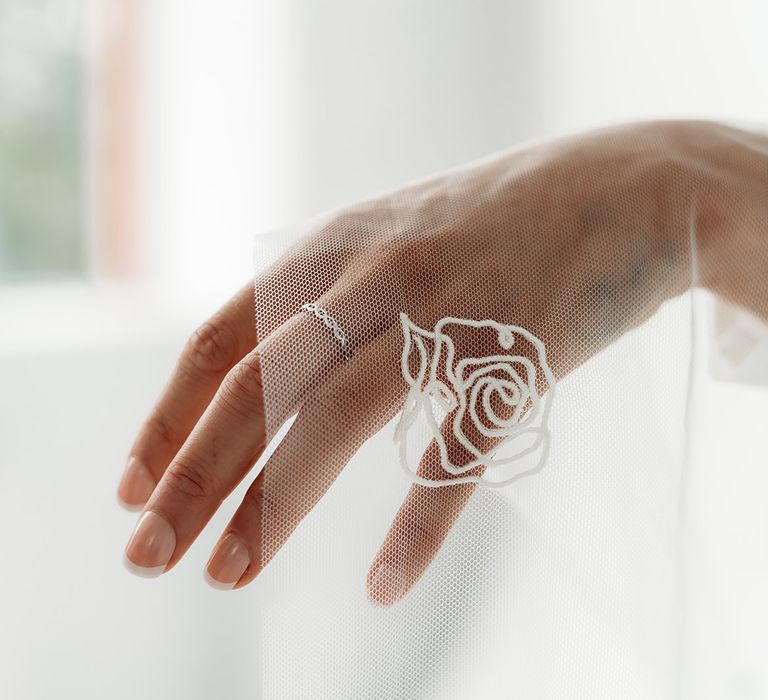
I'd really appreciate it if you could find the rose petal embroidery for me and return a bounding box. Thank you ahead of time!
[394,312,556,488]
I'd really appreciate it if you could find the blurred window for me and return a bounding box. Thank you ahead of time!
[0,0,84,282]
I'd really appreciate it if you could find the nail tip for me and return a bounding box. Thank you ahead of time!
[365,584,397,608]
[366,591,391,608]
[205,534,250,590]
[122,553,166,579]
[204,570,236,591]
[367,562,406,608]
[124,511,176,574]
[118,457,156,507]
[116,493,145,512]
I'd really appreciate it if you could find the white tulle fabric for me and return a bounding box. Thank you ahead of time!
[250,121,768,699]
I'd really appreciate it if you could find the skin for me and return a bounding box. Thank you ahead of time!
[118,120,767,604]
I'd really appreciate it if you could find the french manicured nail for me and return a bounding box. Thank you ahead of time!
[117,457,156,510]
[367,562,406,607]
[205,534,250,591]
[124,511,176,578]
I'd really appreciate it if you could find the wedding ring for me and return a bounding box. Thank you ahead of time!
[300,303,352,359]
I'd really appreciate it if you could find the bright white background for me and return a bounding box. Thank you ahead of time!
[1,1,767,698]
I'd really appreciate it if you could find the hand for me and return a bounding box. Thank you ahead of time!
[119,120,767,602]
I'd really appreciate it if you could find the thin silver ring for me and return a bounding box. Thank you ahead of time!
[300,303,352,359]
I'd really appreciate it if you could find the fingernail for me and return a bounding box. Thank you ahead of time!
[367,562,407,607]
[117,457,156,511]
[124,511,176,578]
[205,534,250,591]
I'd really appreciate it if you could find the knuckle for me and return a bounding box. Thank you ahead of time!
[218,356,264,418]
[165,456,219,501]
[644,153,692,197]
[325,208,365,234]
[185,318,238,374]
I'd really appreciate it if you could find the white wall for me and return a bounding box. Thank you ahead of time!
[136,1,546,307]
[135,0,767,309]
[540,0,768,131]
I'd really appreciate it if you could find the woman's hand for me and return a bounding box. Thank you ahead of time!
[118,120,767,603]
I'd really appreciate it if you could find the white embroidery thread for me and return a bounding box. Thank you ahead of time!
[393,313,556,488]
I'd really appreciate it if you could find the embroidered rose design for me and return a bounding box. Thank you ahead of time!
[393,313,556,488]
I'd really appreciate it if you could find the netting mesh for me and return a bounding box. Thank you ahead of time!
[249,120,767,698]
